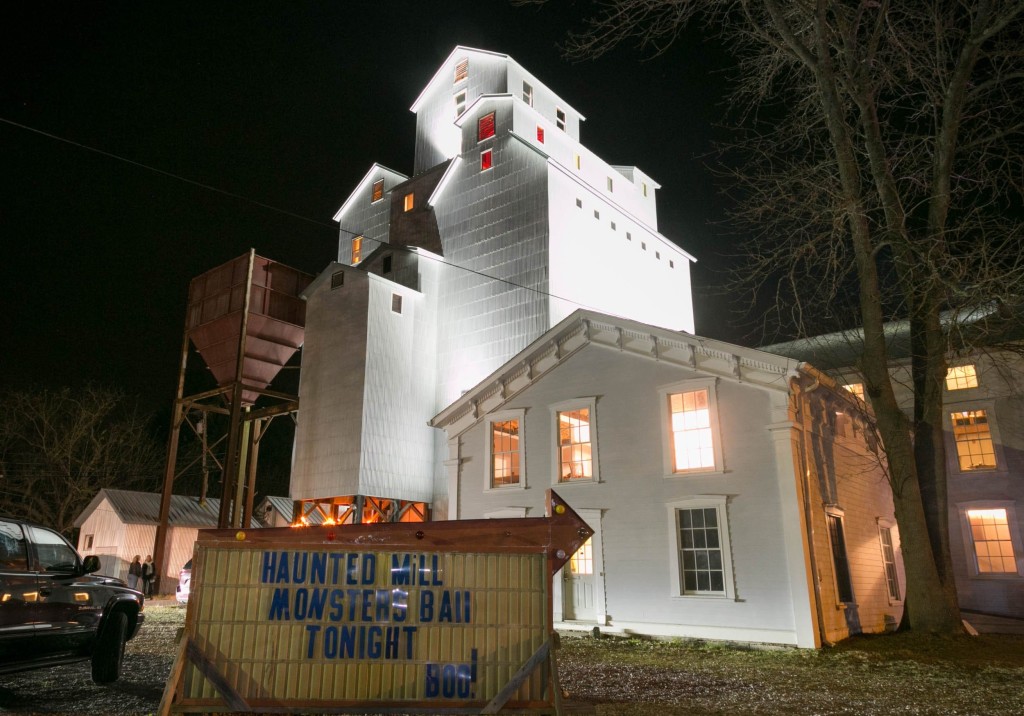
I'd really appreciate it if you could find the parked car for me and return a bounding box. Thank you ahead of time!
[176,558,192,604]
[0,516,144,683]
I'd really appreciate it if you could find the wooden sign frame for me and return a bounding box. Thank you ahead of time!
[158,491,592,714]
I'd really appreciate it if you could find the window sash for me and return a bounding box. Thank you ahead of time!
[669,389,715,471]
[879,527,901,601]
[826,514,854,603]
[351,236,363,264]
[677,508,725,594]
[967,508,1017,573]
[491,419,521,488]
[951,410,997,470]
[946,364,979,390]
[557,408,593,481]
[371,179,384,203]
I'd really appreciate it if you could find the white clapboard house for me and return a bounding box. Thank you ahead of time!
[429,311,906,648]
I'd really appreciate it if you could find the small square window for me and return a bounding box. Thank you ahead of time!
[382,255,392,274]
[594,210,600,220]
[946,365,978,390]
[626,232,632,241]
[478,112,496,141]
[576,198,582,208]
[331,271,345,289]
[454,90,467,119]
[607,177,613,192]
[371,179,384,203]
[481,149,493,171]
[84,534,94,550]
[403,193,414,212]
[641,242,647,250]
[556,108,566,131]
[537,126,544,143]
[610,221,616,231]
[392,293,403,314]
[669,260,675,268]
[454,57,468,84]
[522,81,533,106]
[351,236,363,265]
[656,251,661,259]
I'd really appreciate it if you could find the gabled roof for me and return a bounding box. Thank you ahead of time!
[410,45,585,120]
[430,309,803,436]
[332,163,408,223]
[73,489,260,529]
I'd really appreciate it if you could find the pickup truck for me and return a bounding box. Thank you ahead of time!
[0,515,144,683]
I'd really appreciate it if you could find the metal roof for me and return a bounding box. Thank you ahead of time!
[74,489,260,529]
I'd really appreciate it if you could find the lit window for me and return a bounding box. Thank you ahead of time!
[844,383,865,401]
[537,126,544,143]
[574,153,580,170]
[879,526,901,601]
[351,236,363,265]
[967,508,1017,573]
[478,112,495,141]
[454,57,468,84]
[668,388,717,472]
[570,537,593,575]
[673,501,733,596]
[403,193,414,212]
[391,293,402,314]
[951,410,996,471]
[558,408,593,482]
[371,179,384,203]
[556,108,566,131]
[826,514,854,602]
[642,182,648,197]
[522,81,533,106]
[454,90,467,119]
[607,177,613,192]
[490,419,521,488]
[946,365,979,390]
[481,149,493,171]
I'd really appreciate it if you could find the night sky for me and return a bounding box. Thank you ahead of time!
[2,1,739,416]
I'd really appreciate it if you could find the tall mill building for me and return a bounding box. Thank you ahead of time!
[290,47,697,520]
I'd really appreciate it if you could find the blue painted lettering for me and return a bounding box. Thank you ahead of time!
[268,588,290,620]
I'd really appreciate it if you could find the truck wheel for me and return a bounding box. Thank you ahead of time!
[91,610,127,684]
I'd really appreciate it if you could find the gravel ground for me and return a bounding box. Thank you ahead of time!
[2,607,1022,715]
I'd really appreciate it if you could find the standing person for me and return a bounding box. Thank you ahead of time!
[142,554,155,597]
[128,554,142,591]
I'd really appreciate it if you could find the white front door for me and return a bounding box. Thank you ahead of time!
[563,537,595,621]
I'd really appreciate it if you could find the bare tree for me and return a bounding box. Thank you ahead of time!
[534,0,1024,633]
[0,385,165,535]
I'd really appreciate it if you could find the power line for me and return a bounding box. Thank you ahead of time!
[1,115,610,314]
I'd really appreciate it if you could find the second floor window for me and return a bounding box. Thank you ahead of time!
[454,90,467,119]
[371,179,384,203]
[556,108,566,131]
[557,408,592,481]
[951,410,996,471]
[403,193,414,212]
[522,81,533,106]
[669,388,715,471]
[351,236,363,264]
[491,419,521,488]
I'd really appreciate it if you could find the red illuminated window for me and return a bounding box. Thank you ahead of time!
[478,112,495,141]
[481,149,493,171]
[537,126,544,143]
